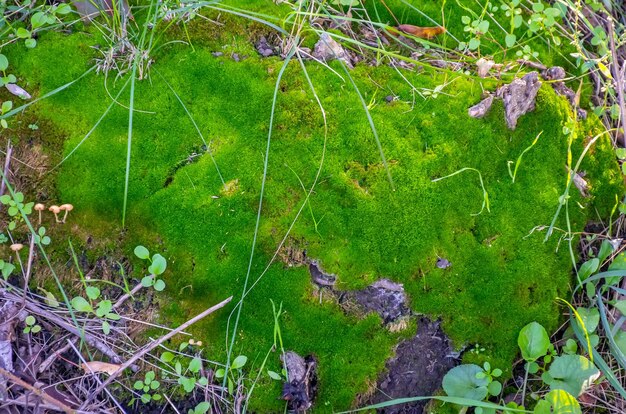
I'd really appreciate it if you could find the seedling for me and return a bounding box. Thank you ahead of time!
[133,371,161,404]
[23,315,41,334]
[216,355,247,395]
[134,245,167,291]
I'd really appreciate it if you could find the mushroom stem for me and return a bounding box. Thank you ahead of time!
[59,204,73,224]
[38,210,42,225]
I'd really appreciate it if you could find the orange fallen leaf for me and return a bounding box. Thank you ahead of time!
[81,361,121,375]
[395,24,446,39]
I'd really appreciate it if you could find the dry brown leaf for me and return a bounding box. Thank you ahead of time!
[81,361,121,375]
[395,24,446,39]
[476,57,495,78]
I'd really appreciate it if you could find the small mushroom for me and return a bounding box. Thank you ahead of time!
[59,204,74,223]
[48,205,61,223]
[34,203,45,225]
[10,243,23,263]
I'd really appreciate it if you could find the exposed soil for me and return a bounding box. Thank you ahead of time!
[369,318,459,414]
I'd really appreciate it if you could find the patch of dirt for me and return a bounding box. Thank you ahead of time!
[369,317,459,414]
[339,279,410,325]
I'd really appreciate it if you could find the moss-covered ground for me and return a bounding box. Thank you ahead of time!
[3,0,624,411]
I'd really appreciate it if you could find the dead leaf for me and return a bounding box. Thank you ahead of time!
[5,84,31,100]
[476,57,495,78]
[395,24,446,39]
[81,361,121,375]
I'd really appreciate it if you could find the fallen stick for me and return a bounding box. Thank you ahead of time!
[0,290,133,370]
[0,140,12,202]
[82,296,232,408]
[0,366,75,413]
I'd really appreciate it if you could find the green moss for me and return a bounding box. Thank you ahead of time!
[4,3,623,412]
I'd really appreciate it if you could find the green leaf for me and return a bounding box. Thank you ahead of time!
[534,389,581,414]
[102,320,110,335]
[141,394,151,404]
[442,364,489,400]
[148,254,167,275]
[133,380,144,390]
[578,258,599,279]
[193,402,210,414]
[141,276,154,287]
[145,371,155,383]
[24,38,36,49]
[71,296,93,313]
[468,38,481,50]
[16,28,30,39]
[0,54,8,71]
[575,307,599,333]
[25,315,35,325]
[598,239,614,262]
[189,357,202,373]
[55,3,71,14]
[160,352,175,363]
[518,322,550,362]
[86,286,100,300]
[231,355,247,370]
[544,355,600,397]
[505,33,516,48]
[215,368,225,378]
[268,370,282,380]
[487,380,502,396]
[1,262,15,279]
[154,279,165,291]
[30,11,46,28]
[134,245,149,260]
[2,101,12,114]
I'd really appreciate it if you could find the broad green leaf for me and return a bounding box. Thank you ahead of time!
[442,364,489,400]
[505,33,516,48]
[575,307,599,333]
[545,355,600,396]
[578,258,599,280]
[24,38,36,49]
[71,296,93,313]
[533,389,581,414]
[518,322,550,362]
[193,402,210,414]
[231,355,247,369]
[0,54,7,71]
[134,245,149,259]
[25,315,35,325]
[189,357,202,373]
[598,239,614,262]
[16,28,30,39]
[55,3,71,14]
[86,286,100,300]
[154,279,165,291]
[268,370,282,380]
[102,320,110,335]
[141,276,153,287]
[148,254,166,275]
[160,352,175,363]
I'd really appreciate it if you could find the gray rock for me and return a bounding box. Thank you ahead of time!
[496,72,542,129]
[468,94,494,119]
[312,32,351,67]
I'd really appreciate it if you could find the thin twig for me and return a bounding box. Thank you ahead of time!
[0,140,12,202]
[0,366,75,413]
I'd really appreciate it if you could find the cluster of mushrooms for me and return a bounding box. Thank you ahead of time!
[33,203,73,224]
